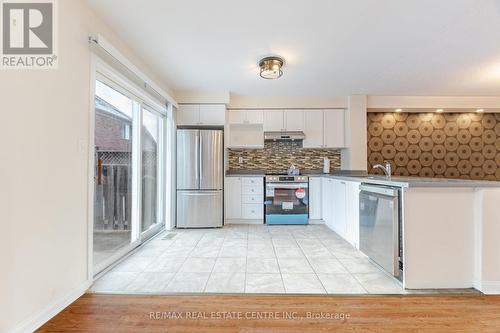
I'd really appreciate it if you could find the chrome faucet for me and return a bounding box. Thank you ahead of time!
[373,160,392,177]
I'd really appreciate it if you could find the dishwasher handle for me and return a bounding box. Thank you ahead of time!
[360,184,399,197]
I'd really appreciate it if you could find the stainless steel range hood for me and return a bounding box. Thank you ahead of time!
[264,131,306,141]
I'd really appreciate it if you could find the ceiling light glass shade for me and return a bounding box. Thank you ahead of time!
[259,57,284,79]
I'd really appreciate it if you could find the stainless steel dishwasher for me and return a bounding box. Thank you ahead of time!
[359,184,402,280]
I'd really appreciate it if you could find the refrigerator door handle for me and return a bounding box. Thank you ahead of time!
[199,133,203,183]
[181,190,221,195]
[195,132,199,182]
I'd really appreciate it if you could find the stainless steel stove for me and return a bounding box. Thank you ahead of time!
[264,175,309,225]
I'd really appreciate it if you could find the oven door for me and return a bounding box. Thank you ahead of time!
[265,182,309,225]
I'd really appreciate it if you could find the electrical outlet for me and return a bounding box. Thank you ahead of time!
[238,156,244,163]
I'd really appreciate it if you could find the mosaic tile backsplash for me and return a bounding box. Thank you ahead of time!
[228,141,341,173]
[368,112,500,180]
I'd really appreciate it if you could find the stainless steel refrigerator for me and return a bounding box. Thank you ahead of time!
[176,129,223,228]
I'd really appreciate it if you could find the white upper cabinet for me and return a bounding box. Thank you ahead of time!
[177,104,225,126]
[177,104,200,126]
[228,110,263,124]
[303,110,324,148]
[324,109,345,148]
[227,110,246,124]
[199,104,226,125]
[284,110,304,131]
[263,110,284,131]
[227,110,264,148]
[226,108,346,148]
[245,110,264,124]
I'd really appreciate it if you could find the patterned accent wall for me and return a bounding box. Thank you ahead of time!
[228,141,341,172]
[367,112,500,180]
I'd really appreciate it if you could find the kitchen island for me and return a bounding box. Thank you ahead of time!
[316,173,500,294]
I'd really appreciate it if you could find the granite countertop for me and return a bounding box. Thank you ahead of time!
[225,169,500,188]
[225,169,267,176]
[321,174,500,188]
[225,169,368,177]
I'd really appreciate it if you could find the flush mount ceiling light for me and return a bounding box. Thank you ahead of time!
[259,56,284,79]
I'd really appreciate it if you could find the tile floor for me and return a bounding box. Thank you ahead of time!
[91,224,477,295]
[92,224,409,294]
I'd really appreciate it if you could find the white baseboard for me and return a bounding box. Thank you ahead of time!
[225,219,325,225]
[477,281,500,295]
[8,280,91,333]
[225,219,263,225]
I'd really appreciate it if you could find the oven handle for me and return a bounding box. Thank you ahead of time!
[266,183,308,189]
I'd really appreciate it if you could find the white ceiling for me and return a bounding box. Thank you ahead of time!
[87,0,500,97]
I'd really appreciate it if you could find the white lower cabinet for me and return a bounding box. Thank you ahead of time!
[321,178,335,228]
[345,181,360,248]
[332,179,347,238]
[225,176,264,221]
[242,204,263,219]
[316,177,360,248]
[225,177,242,219]
[308,177,322,220]
[242,194,261,204]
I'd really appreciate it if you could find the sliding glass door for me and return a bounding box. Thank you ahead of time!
[93,79,139,270]
[92,71,168,274]
[141,108,165,236]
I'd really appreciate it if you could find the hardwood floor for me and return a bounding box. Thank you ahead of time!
[38,293,500,333]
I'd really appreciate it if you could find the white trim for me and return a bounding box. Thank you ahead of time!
[96,59,166,113]
[8,280,91,333]
[87,54,97,283]
[476,281,500,295]
[166,104,177,230]
[93,240,141,276]
[89,33,177,108]
[225,219,263,225]
[131,98,142,242]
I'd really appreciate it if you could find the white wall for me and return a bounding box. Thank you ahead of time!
[341,95,367,170]
[175,91,230,104]
[403,188,475,289]
[0,1,172,332]
[228,94,348,109]
[475,189,500,294]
